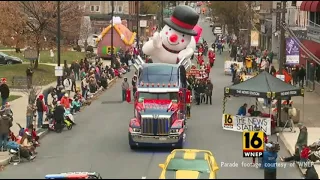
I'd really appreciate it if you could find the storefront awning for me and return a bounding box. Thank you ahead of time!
[300,1,320,12]
[311,1,320,12]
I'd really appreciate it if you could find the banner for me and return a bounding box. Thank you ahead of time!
[222,114,272,135]
[224,61,243,75]
[250,31,259,47]
[286,38,300,64]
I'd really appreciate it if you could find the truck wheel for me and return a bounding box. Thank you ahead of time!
[130,145,137,150]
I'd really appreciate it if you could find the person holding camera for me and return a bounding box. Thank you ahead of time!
[262,143,278,179]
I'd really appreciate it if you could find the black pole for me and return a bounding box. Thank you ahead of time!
[136,1,139,48]
[111,1,114,68]
[277,1,287,127]
[57,1,61,86]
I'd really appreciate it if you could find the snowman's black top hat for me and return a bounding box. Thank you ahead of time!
[164,5,199,36]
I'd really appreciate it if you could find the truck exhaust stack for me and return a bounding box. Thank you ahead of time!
[133,55,145,71]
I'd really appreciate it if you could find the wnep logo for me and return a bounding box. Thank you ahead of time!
[243,131,264,157]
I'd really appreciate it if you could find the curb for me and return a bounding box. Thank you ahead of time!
[279,132,305,175]
[0,77,119,167]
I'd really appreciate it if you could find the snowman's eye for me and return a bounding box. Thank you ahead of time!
[182,34,185,37]
[169,28,171,30]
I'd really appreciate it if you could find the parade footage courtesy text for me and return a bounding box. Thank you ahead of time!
[222,114,271,135]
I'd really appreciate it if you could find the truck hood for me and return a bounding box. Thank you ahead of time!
[164,170,210,179]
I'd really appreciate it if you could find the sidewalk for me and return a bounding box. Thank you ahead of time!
[280,92,320,174]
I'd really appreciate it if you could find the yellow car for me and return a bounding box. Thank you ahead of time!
[158,149,219,179]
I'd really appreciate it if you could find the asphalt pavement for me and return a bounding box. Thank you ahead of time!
[0,19,302,179]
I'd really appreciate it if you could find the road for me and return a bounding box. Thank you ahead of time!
[0,18,302,179]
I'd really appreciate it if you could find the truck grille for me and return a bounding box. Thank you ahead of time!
[141,118,170,135]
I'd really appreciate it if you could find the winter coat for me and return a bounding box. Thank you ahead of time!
[296,126,308,147]
[0,116,12,134]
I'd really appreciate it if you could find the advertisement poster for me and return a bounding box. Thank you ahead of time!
[250,31,259,47]
[222,114,272,135]
[286,38,300,64]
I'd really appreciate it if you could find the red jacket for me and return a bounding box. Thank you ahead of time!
[25,128,38,140]
[300,147,310,159]
[208,51,215,59]
[206,64,211,73]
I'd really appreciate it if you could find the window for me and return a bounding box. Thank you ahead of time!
[90,5,95,12]
[95,5,100,12]
[118,6,123,13]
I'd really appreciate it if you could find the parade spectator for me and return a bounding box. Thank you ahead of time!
[296,123,308,153]
[0,78,10,108]
[81,77,89,99]
[26,103,35,128]
[36,94,46,128]
[0,115,12,151]
[60,93,70,109]
[63,76,72,96]
[42,86,54,106]
[270,65,277,76]
[132,75,137,98]
[70,60,81,80]
[121,77,129,101]
[71,97,81,114]
[298,65,306,87]
[70,72,76,92]
[53,102,65,133]
[205,79,213,105]
[263,143,278,179]
[245,57,253,74]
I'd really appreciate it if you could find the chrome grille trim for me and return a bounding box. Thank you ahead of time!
[141,118,153,135]
[157,118,169,135]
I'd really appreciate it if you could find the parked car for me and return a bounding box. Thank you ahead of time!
[0,52,23,65]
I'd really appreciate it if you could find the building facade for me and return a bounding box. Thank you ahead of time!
[299,1,320,93]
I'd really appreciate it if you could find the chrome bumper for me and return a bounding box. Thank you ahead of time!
[130,134,182,144]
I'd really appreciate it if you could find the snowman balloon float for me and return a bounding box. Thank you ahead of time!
[142,5,199,69]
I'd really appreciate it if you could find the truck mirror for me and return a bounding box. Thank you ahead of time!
[186,90,191,103]
[126,89,131,103]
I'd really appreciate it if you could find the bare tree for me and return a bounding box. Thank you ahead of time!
[79,16,92,46]
[0,2,83,68]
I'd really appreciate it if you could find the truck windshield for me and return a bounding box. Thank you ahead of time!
[139,92,178,101]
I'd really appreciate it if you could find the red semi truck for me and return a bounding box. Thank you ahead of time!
[127,57,191,149]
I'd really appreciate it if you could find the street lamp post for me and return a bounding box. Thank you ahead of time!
[57,1,61,86]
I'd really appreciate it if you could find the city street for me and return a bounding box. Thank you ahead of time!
[0,19,302,179]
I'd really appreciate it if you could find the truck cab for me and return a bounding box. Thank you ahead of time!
[128,63,191,149]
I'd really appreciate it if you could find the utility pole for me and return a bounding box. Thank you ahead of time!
[247,1,252,53]
[136,1,140,48]
[111,1,115,68]
[276,1,287,127]
[57,1,61,86]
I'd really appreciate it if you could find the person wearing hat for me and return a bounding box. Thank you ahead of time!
[0,78,10,109]
[60,93,71,109]
[121,77,130,102]
[262,142,278,179]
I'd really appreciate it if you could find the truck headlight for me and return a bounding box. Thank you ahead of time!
[170,129,180,134]
[132,128,141,133]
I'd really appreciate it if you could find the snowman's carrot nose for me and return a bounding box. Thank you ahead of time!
[169,34,178,43]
